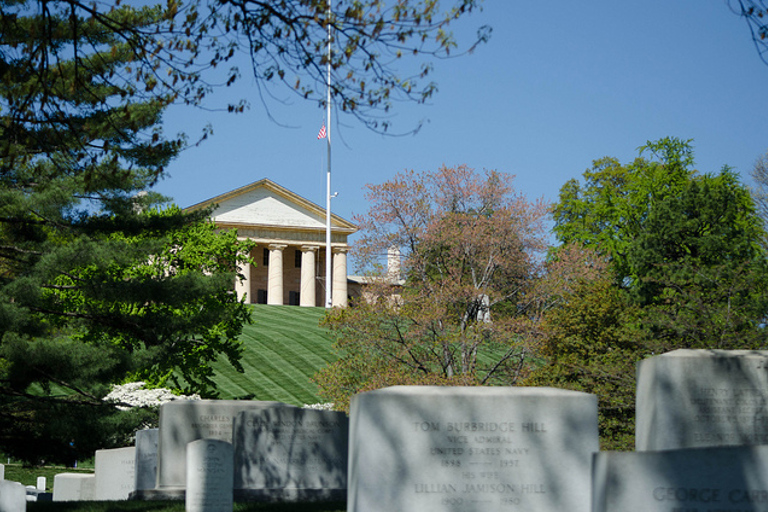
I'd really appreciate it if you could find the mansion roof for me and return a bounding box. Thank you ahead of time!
[185,178,357,242]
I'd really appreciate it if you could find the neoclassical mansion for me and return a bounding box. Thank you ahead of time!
[186,179,357,308]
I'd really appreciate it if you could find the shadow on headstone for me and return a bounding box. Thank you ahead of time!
[593,445,768,512]
[348,386,598,512]
[233,406,348,502]
[636,349,768,451]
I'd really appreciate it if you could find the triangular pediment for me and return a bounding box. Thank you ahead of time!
[185,179,356,234]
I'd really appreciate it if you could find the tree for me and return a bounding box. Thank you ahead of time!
[629,169,768,350]
[728,0,768,66]
[749,149,768,236]
[0,2,256,464]
[207,0,489,132]
[552,137,695,287]
[540,140,768,448]
[314,165,550,411]
[525,258,642,451]
[0,0,484,462]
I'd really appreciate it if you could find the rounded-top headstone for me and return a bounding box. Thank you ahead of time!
[186,439,233,512]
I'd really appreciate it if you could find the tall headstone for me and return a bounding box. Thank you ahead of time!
[593,445,768,512]
[0,464,4,480]
[156,400,288,491]
[233,406,348,501]
[0,481,25,512]
[53,474,95,501]
[186,439,233,512]
[636,349,768,451]
[94,446,136,500]
[348,386,599,512]
[36,477,45,491]
[134,428,159,491]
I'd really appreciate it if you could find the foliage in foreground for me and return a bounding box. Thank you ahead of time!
[0,1,256,465]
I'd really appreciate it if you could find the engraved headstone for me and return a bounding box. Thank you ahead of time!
[348,386,599,512]
[636,349,768,451]
[0,480,25,512]
[36,477,45,491]
[593,445,768,512]
[233,406,348,501]
[156,400,288,490]
[52,473,95,501]
[93,446,136,500]
[134,428,159,491]
[186,439,233,512]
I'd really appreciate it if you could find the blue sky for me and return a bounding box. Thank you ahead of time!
[155,1,768,252]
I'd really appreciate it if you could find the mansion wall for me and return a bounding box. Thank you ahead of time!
[235,242,349,308]
[186,179,356,309]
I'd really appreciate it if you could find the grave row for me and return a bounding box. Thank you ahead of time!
[3,348,768,512]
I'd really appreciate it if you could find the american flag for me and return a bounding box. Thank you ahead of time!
[317,124,327,139]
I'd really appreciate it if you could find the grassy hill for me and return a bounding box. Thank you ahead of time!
[209,304,337,406]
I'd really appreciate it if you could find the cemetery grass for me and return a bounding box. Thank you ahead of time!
[28,502,346,512]
[210,304,525,404]
[3,464,93,492]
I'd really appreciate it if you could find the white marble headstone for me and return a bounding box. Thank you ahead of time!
[52,473,95,502]
[233,406,348,500]
[0,480,25,512]
[636,349,768,450]
[593,445,768,512]
[186,439,233,512]
[348,386,599,512]
[94,446,136,500]
[156,400,288,489]
[134,428,159,491]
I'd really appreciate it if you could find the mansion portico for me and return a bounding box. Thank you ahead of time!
[186,179,357,307]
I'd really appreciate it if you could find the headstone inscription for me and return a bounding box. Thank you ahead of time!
[186,439,234,512]
[593,445,768,512]
[156,400,288,491]
[93,446,136,500]
[348,386,599,512]
[0,480,25,512]
[233,406,348,501]
[134,428,159,492]
[636,349,768,451]
[52,473,95,501]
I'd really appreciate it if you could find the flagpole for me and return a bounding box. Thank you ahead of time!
[324,1,333,309]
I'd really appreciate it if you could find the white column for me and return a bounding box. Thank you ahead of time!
[300,245,318,307]
[234,245,252,303]
[267,244,286,305]
[332,247,349,308]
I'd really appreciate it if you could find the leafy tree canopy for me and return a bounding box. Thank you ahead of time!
[537,140,768,449]
[0,0,257,464]
[315,165,560,411]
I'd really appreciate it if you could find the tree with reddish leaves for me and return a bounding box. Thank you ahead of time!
[314,165,551,410]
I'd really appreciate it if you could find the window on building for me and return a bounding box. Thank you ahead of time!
[294,248,302,268]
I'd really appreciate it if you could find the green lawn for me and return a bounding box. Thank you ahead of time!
[210,305,337,406]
